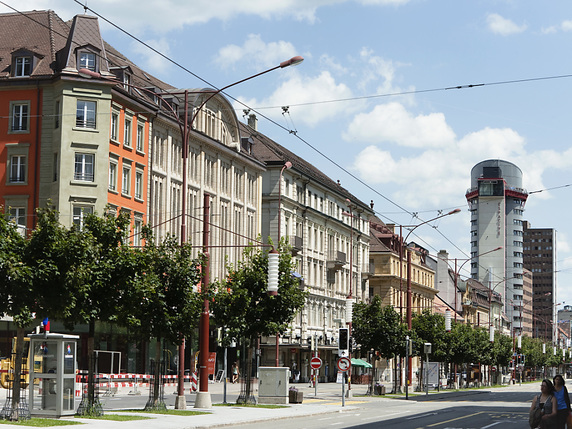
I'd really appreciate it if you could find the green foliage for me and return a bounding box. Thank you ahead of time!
[0,206,31,325]
[211,240,307,342]
[411,311,447,361]
[352,296,407,360]
[118,230,202,344]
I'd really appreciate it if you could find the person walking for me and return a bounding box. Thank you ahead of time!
[552,375,571,429]
[530,379,556,429]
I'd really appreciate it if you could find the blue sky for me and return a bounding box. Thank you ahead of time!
[6,0,572,308]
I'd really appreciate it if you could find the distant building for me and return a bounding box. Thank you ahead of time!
[465,160,528,336]
[523,222,557,342]
[369,218,437,385]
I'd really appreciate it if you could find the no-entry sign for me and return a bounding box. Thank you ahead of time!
[310,357,322,370]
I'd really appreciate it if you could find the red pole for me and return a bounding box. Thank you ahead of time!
[406,249,412,386]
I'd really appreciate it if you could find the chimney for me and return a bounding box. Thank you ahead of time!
[248,113,258,131]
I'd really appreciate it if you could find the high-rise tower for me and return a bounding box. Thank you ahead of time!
[465,160,528,333]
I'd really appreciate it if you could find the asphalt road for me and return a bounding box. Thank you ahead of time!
[228,386,536,429]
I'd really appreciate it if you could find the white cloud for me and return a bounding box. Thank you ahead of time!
[561,20,572,32]
[130,38,172,75]
[343,102,456,148]
[345,103,572,210]
[214,34,299,70]
[486,13,527,36]
[235,71,356,127]
[4,0,409,34]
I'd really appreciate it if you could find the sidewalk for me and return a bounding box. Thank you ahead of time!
[0,380,540,428]
[0,381,370,428]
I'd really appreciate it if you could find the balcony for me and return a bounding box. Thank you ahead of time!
[361,262,375,278]
[326,251,346,271]
[289,235,303,256]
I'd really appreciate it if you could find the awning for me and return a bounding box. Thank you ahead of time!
[351,358,372,368]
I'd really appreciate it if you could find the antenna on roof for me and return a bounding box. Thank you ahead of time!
[83,1,89,13]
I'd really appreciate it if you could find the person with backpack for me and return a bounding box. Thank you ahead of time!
[530,379,556,429]
[552,375,571,429]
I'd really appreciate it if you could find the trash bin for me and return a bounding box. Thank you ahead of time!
[374,384,386,395]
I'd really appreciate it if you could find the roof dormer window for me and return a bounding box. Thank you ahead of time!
[79,51,97,72]
[14,56,32,77]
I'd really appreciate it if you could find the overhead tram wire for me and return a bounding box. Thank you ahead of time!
[4,1,464,257]
[45,1,474,256]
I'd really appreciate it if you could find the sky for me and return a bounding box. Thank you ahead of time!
[4,0,572,309]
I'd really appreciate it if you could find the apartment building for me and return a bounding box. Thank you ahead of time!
[523,222,557,342]
[465,160,528,335]
[249,118,373,382]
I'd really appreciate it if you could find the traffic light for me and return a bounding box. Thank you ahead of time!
[338,328,349,352]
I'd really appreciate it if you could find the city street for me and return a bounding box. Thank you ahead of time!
[229,382,537,429]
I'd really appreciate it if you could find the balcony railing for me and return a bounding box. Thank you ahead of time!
[326,251,346,271]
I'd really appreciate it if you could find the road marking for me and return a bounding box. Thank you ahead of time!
[426,411,485,427]
[407,412,438,420]
[481,422,503,429]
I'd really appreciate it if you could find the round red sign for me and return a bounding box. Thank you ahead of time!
[310,357,322,370]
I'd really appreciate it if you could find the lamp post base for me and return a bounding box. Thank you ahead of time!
[174,395,186,410]
[194,392,212,409]
[345,390,353,398]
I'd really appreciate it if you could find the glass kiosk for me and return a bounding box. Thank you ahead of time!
[28,333,79,417]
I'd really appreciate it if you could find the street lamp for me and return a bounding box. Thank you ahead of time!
[273,161,292,367]
[398,209,460,396]
[401,209,461,330]
[80,54,304,409]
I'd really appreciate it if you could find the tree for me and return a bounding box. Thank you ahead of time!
[411,311,448,390]
[352,296,407,394]
[119,230,202,409]
[0,207,31,420]
[211,241,307,403]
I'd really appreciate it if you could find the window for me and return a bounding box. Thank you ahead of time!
[74,153,94,181]
[123,72,131,91]
[8,207,26,228]
[79,51,96,71]
[136,124,144,152]
[111,111,119,141]
[124,118,132,147]
[109,162,117,191]
[122,167,131,196]
[9,155,26,183]
[133,219,142,246]
[76,100,96,128]
[55,100,60,129]
[73,206,93,230]
[135,171,143,200]
[53,153,58,181]
[14,56,31,77]
[11,103,29,132]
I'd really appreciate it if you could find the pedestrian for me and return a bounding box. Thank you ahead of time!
[552,375,571,429]
[530,379,556,429]
[231,362,239,384]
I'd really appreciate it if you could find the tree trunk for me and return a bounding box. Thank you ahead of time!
[153,338,161,408]
[87,319,96,407]
[10,327,25,421]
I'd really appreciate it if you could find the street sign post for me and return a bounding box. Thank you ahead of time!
[337,356,351,407]
[337,357,351,372]
[310,357,322,370]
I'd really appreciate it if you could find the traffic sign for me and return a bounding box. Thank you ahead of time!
[337,357,351,372]
[310,357,322,370]
[491,366,497,372]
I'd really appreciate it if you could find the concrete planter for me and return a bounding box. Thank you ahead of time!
[289,390,303,404]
